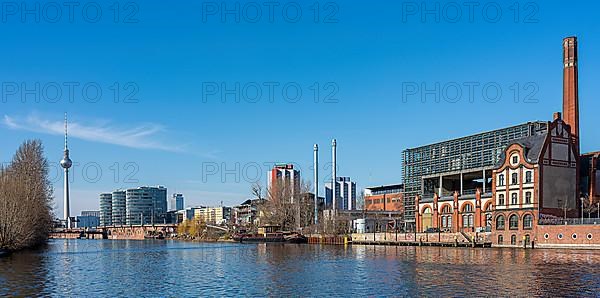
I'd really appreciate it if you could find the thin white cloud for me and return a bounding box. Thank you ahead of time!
[3,113,184,152]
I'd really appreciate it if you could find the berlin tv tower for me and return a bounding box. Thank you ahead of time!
[60,113,73,229]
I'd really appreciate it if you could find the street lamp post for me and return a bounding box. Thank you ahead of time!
[581,196,584,224]
[438,214,441,242]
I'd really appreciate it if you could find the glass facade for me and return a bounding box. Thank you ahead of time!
[99,193,112,226]
[402,121,548,228]
[111,190,126,226]
[125,186,167,225]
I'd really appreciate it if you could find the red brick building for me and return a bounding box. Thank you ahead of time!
[491,113,579,246]
[490,36,600,248]
[364,184,403,212]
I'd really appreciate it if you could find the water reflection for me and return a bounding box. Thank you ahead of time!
[1,240,599,297]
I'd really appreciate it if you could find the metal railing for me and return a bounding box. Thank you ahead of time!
[539,218,600,225]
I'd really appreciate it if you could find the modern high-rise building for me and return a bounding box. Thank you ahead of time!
[267,164,300,202]
[111,190,126,225]
[325,177,357,210]
[125,186,167,225]
[99,193,113,226]
[170,193,184,211]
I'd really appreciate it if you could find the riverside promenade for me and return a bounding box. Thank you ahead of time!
[306,232,491,247]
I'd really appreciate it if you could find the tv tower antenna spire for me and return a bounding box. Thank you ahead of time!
[60,113,73,228]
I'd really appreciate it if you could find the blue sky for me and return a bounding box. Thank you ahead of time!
[1,0,599,215]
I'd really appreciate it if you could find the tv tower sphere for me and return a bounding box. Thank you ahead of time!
[60,152,72,168]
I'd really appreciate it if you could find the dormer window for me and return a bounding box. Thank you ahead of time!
[510,153,519,166]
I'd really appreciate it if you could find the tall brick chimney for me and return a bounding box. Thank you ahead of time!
[563,36,579,151]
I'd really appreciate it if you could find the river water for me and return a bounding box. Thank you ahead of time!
[1,239,599,297]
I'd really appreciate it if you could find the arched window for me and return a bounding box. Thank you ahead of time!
[442,205,452,214]
[463,204,473,213]
[511,193,518,205]
[499,174,505,186]
[498,194,505,205]
[496,215,505,230]
[511,173,518,185]
[509,214,519,230]
[525,192,532,204]
[511,234,517,245]
[441,205,452,229]
[498,235,504,244]
[523,214,533,229]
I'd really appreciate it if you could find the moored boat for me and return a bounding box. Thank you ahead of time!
[233,224,307,244]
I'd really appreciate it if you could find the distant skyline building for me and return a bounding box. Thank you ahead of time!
[99,193,112,226]
[267,164,300,201]
[76,213,99,228]
[100,186,168,226]
[325,177,356,210]
[364,184,404,211]
[81,210,100,217]
[171,193,184,211]
[194,206,231,225]
[125,186,167,225]
[79,210,101,228]
[111,190,126,225]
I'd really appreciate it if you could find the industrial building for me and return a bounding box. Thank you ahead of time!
[412,36,600,248]
[402,121,548,231]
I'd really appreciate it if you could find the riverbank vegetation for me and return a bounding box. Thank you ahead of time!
[176,219,230,241]
[0,140,54,251]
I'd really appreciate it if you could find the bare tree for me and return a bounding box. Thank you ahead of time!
[251,182,264,200]
[581,195,598,218]
[356,189,365,210]
[0,140,54,251]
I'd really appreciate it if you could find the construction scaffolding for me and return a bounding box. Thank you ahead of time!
[401,121,548,229]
